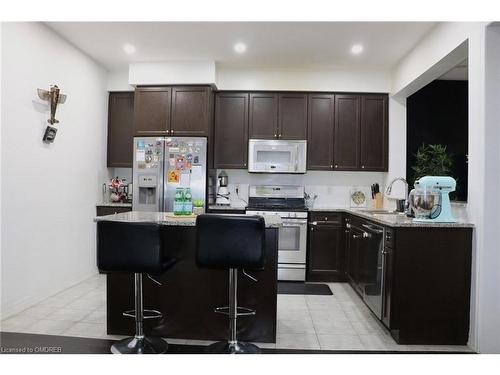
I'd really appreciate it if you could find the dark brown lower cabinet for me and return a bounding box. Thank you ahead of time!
[96,206,132,217]
[344,214,472,345]
[386,226,472,345]
[307,212,345,282]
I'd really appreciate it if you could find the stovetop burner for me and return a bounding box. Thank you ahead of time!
[247,197,307,212]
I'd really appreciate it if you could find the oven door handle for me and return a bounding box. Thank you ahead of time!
[281,219,308,226]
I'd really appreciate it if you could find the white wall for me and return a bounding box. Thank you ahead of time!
[108,63,391,93]
[216,65,391,92]
[0,22,109,318]
[389,22,500,353]
[107,68,133,92]
[391,22,480,96]
[478,24,500,353]
[129,61,216,86]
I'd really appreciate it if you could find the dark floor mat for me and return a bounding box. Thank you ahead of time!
[277,282,333,295]
[0,332,473,354]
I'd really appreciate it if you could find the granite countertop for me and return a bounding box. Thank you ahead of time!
[94,211,281,228]
[309,207,474,228]
[96,202,133,207]
[208,204,247,211]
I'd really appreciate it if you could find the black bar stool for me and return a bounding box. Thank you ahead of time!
[195,214,265,354]
[97,221,176,354]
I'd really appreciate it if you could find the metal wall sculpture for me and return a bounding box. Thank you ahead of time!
[37,85,67,143]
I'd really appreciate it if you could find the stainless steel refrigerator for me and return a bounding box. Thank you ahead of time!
[132,137,207,212]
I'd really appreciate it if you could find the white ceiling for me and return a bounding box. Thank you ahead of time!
[46,22,437,71]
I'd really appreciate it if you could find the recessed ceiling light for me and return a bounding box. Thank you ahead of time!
[351,44,364,55]
[123,43,136,55]
[234,42,247,54]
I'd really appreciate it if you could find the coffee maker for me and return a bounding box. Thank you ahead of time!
[215,170,231,206]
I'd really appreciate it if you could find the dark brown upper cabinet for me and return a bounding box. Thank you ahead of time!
[249,93,278,139]
[360,94,388,171]
[278,93,308,139]
[171,86,211,136]
[134,86,212,137]
[334,94,361,170]
[307,94,335,170]
[107,92,134,168]
[133,87,171,135]
[214,92,249,169]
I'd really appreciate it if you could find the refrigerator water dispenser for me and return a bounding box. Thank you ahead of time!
[137,175,158,206]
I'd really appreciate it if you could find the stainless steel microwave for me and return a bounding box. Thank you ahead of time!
[248,139,307,173]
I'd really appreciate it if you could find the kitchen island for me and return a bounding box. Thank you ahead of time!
[94,211,280,343]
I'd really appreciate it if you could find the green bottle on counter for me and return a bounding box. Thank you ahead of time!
[174,188,184,216]
[183,188,193,215]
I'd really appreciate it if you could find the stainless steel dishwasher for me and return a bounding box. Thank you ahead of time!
[357,222,385,319]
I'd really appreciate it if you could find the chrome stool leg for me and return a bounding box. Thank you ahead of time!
[111,273,168,354]
[206,269,261,354]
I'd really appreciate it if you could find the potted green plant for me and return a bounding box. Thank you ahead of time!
[411,143,457,198]
[193,199,205,215]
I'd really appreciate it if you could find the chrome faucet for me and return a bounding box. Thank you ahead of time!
[386,177,409,213]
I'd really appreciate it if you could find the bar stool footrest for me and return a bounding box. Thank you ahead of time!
[214,306,256,316]
[122,309,163,320]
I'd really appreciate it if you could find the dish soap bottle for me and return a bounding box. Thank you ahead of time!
[174,188,184,216]
[183,188,193,215]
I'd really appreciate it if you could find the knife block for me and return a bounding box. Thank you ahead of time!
[372,193,384,209]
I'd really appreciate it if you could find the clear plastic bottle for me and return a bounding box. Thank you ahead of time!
[173,188,184,216]
[183,188,193,215]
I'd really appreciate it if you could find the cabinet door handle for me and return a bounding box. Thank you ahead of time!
[279,133,282,138]
[274,133,277,138]
[352,234,362,239]
[335,164,338,168]
[361,165,365,169]
[330,164,334,168]
[171,129,174,134]
[166,129,170,134]
[310,221,318,226]
[346,223,351,229]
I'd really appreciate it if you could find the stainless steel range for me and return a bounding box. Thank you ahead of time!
[246,185,307,281]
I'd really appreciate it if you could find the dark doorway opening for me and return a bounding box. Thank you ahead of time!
[406,79,468,201]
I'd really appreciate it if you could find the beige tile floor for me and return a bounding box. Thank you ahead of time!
[0,274,473,352]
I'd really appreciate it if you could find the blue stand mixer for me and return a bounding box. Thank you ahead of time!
[409,176,457,223]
